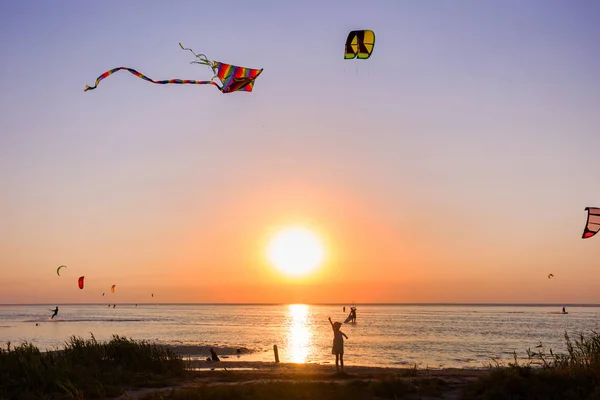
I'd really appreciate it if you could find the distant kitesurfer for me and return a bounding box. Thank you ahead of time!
[50,306,59,319]
[562,307,566,313]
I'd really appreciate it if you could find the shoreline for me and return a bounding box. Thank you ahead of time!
[185,359,492,377]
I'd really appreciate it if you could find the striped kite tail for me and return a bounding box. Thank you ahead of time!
[84,67,220,92]
[84,67,140,91]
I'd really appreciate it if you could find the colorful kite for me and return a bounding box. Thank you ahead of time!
[84,43,263,94]
[57,265,66,276]
[344,30,375,60]
[582,207,600,239]
[78,276,84,289]
[111,285,116,293]
[548,274,554,279]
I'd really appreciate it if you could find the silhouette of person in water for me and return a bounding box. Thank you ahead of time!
[50,306,59,319]
[562,307,566,313]
[328,317,348,373]
[343,306,346,312]
[350,306,357,323]
[210,348,220,362]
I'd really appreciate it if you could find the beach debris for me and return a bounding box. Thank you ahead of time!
[582,207,600,239]
[210,348,220,362]
[84,43,263,94]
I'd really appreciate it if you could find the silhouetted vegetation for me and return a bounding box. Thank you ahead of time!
[0,334,186,400]
[464,331,600,399]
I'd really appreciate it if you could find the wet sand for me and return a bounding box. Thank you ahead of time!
[187,359,489,378]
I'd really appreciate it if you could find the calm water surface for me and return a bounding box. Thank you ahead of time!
[1,304,599,368]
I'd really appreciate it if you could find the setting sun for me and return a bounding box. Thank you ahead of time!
[267,226,325,276]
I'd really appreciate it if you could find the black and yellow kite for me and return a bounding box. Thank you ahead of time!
[344,30,375,60]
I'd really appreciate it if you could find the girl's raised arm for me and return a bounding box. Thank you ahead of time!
[328,316,334,330]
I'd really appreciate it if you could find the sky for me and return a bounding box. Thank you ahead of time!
[1,0,600,304]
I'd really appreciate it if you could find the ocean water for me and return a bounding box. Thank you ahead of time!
[1,304,599,369]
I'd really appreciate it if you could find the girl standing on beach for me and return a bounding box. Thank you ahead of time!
[328,316,348,373]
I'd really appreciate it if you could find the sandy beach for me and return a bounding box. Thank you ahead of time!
[117,360,490,399]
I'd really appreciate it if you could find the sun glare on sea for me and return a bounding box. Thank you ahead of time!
[267,226,324,276]
[286,304,312,363]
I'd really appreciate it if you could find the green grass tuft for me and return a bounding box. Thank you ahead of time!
[464,330,600,399]
[0,334,186,400]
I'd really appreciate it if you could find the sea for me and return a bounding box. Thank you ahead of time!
[1,304,599,369]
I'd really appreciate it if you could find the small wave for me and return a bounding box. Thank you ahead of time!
[189,367,257,371]
[24,318,148,323]
[166,344,254,357]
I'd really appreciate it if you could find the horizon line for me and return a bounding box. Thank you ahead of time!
[2,302,599,307]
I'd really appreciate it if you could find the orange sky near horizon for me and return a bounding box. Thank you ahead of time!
[3,179,600,304]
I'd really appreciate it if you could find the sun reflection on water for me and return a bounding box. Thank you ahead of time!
[286,304,312,363]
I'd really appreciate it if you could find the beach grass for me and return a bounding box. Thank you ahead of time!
[0,334,186,400]
[464,330,600,399]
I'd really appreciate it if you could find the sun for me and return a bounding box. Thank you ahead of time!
[267,226,325,276]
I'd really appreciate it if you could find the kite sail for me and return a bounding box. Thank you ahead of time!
[84,43,263,94]
[111,285,116,293]
[548,274,554,279]
[78,276,84,289]
[344,30,375,60]
[57,265,66,276]
[582,207,600,239]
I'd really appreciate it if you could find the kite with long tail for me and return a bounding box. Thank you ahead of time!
[84,43,263,94]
